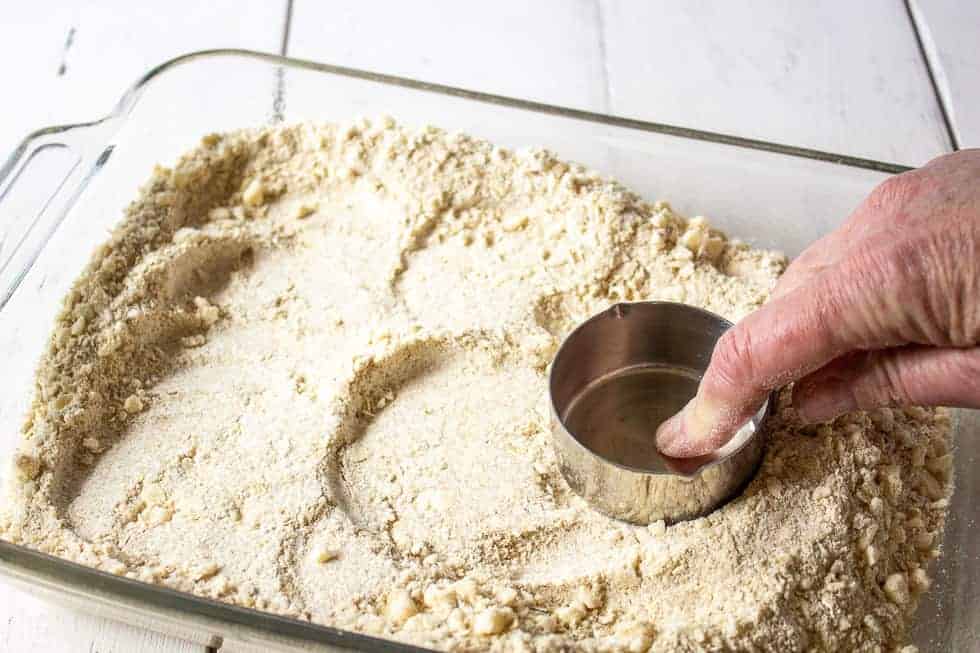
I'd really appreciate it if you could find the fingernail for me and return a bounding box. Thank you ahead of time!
[655,403,689,456]
[656,396,719,457]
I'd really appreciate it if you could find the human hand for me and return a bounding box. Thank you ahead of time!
[657,149,980,458]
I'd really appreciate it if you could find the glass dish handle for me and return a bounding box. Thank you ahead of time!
[0,119,114,308]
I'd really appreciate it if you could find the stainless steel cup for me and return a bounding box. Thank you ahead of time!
[548,301,770,524]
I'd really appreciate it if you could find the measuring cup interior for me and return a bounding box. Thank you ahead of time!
[550,301,764,476]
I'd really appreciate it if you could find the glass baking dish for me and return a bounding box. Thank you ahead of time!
[0,49,976,652]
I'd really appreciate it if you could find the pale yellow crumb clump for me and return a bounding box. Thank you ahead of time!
[242,178,265,207]
[123,394,144,413]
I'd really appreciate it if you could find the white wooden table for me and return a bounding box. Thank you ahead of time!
[0,1,975,651]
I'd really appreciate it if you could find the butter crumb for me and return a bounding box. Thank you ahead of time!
[242,179,266,207]
[295,203,317,219]
[316,548,339,564]
[884,573,910,605]
[385,589,418,624]
[472,607,514,635]
[123,394,144,413]
[191,561,221,581]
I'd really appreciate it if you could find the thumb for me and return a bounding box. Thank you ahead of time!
[656,235,943,457]
[793,345,980,423]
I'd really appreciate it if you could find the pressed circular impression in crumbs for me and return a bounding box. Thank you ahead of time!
[1,118,953,652]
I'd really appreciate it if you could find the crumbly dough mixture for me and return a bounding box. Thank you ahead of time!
[1,118,953,652]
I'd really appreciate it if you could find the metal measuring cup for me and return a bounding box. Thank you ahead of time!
[548,301,770,524]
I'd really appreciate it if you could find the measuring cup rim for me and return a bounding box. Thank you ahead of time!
[547,300,771,478]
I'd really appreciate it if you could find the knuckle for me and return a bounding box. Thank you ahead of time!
[947,350,980,397]
[710,327,758,392]
[875,353,914,406]
[872,176,905,203]
[855,350,917,409]
[837,240,934,346]
[809,267,873,347]
[870,173,920,209]
[868,226,978,347]
[936,226,980,346]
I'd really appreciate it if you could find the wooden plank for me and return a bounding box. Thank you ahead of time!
[288,0,608,111]
[0,0,287,157]
[290,0,951,166]
[0,4,287,652]
[599,0,952,166]
[908,0,980,148]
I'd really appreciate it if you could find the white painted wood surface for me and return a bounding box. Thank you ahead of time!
[288,0,610,114]
[0,1,287,159]
[598,0,951,165]
[0,1,975,652]
[909,0,980,148]
[288,0,952,166]
[0,590,203,653]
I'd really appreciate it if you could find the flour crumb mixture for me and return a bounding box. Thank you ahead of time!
[1,118,953,652]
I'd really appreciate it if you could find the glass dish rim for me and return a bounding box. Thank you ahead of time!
[0,48,933,652]
[3,47,912,185]
[0,47,914,311]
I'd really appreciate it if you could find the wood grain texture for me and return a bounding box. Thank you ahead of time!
[0,0,287,157]
[599,0,952,165]
[908,0,980,148]
[289,0,952,165]
[287,0,609,111]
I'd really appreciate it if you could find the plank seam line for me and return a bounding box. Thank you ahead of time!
[594,0,612,114]
[271,0,294,122]
[281,0,294,56]
[904,0,960,150]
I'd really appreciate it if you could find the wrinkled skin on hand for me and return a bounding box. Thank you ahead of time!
[657,149,980,458]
